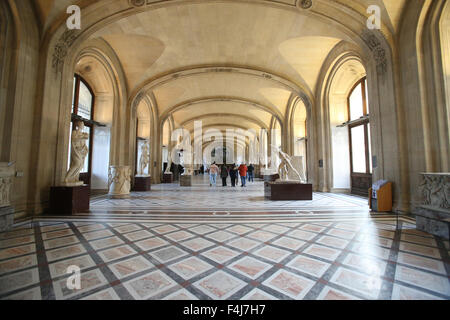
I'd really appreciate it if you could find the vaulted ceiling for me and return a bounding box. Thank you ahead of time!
[34,0,408,140]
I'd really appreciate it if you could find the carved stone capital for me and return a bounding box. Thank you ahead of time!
[52,29,79,72]
[361,31,388,75]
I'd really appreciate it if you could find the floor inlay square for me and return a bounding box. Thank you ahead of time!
[400,234,437,247]
[49,254,96,279]
[228,256,272,280]
[41,229,74,240]
[241,288,278,300]
[90,236,124,250]
[151,225,179,235]
[303,244,341,261]
[397,252,446,275]
[53,269,108,300]
[394,265,450,296]
[391,284,444,300]
[399,242,441,259]
[77,223,106,233]
[287,229,316,241]
[0,268,40,295]
[326,228,356,240]
[180,238,215,252]
[226,225,254,235]
[150,246,188,264]
[316,235,349,249]
[44,236,79,250]
[82,288,121,300]
[330,268,381,299]
[0,244,36,261]
[341,253,387,276]
[263,270,315,300]
[46,244,87,262]
[108,256,154,279]
[317,286,361,300]
[135,238,169,252]
[272,237,306,251]
[114,224,142,234]
[83,230,114,241]
[123,270,178,300]
[123,230,153,242]
[193,271,246,300]
[205,231,237,242]
[163,288,198,300]
[299,224,327,233]
[201,246,241,264]
[286,255,330,278]
[188,225,217,235]
[227,238,260,252]
[98,245,137,263]
[164,231,195,242]
[261,225,290,234]
[0,235,35,249]
[253,246,291,263]
[247,230,277,242]
[0,254,37,275]
[168,257,213,280]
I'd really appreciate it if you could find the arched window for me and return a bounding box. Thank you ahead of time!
[69,74,95,185]
[348,77,372,196]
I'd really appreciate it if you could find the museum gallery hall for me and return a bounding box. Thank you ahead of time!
[0,0,449,301]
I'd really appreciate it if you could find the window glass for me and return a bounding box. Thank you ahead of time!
[349,83,364,121]
[78,81,93,120]
[351,125,366,173]
[368,124,372,174]
[72,77,77,114]
[81,126,90,173]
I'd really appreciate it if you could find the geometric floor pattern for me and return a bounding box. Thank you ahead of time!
[1,217,449,300]
[1,176,449,300]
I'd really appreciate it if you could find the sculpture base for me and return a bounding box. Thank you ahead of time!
[163,173,173,183]
[264,182,313,201]
[50,185,90,215]
[0,206,14,232]
[263,174,280,182]
[133,175,151,191]
[108,193,130,199]
[415,206,450,240]
[60,181,84,187]
[180,175,192,187]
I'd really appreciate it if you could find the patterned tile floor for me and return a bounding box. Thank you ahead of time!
[0,177,449,300]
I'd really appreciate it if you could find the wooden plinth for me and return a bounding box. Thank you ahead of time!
[133,176,151,191]
[163,173,173,183]
[264,182,313,201]
[50,185,90,215]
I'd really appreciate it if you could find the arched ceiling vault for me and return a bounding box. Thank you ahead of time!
[36,0,408,140]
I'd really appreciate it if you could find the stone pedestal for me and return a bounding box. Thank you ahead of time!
[180,175,192,187]
[263,174,280,182]
[108,166,131,199]
[265,181,313,201]
[50,185,90,215]
[163,173,173,183]
[133,175,151,191]
[0,162,15,231]
[415,173,450,239]
[0,206,14,232]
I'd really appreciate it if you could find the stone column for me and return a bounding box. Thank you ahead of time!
[0,162,15,232]
[108,166,131,199]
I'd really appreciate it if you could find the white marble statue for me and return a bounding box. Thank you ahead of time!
[164,148,173,174]
[139,142,150,176]
[0,162,14,208]
[272,145,307,183]
[64,121,89,186]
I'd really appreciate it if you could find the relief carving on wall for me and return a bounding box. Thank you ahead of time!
[361,30,388,75]
[419,173,450,211]
[0,162,15,208]
[52,29,79,72]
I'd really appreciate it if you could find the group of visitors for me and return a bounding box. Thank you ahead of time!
[209,162,255,187]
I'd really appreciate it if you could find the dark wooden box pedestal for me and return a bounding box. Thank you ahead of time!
[264,182,313,201]
[163,173,173,183]
[133,176,151,191]
[263,174,280,182]
[50,185,90,215]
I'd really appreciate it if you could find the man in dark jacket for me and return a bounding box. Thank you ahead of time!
[248,164,255,182]
[220,164,229,187]
[229,164,238,187]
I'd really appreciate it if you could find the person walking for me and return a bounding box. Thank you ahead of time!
[230,164,238,187]
[238,163,248,187]
[248,164,255,182]
[209,162,219,187]
[220,164,229,187]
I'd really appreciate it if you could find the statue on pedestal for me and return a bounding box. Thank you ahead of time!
[272,145,307,183]
[165,148,173,174]
[64,121,89,186]
[138,142,150,176]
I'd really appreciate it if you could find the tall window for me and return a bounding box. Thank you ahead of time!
[348,77,372,196]
[69,74,95,184]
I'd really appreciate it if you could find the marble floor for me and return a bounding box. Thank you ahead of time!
[0,177,449,300]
